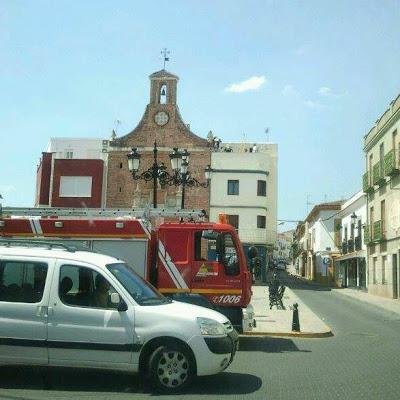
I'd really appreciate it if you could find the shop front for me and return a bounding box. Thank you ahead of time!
[334,250,367,290]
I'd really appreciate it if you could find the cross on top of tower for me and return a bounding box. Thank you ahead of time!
[161,48,170,69]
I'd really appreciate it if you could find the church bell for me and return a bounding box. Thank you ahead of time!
[161,88,166,95]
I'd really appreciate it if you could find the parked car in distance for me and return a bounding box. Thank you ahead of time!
[0,240,239,393]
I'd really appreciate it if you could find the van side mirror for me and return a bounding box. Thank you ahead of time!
[117,301,128,312]
[110,292,120,305]
[110,292,128,312]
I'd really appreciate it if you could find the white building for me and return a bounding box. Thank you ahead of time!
[209,142,278,276]
[47,138,107,160]
[301,201,343,284]
[363,93,400,299]
[333,191,367,289]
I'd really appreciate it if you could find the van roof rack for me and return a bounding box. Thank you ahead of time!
[0,238,77,252]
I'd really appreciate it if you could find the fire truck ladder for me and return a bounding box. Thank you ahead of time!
[0,207,207,220]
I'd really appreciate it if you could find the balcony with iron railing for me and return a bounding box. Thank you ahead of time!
[354,235,362,250]
[373,162,385,186]
[363,172,374,193]
[347,238,354,253]
[373,220,385,242]
[384,149,399,176]
[364,225,371,245]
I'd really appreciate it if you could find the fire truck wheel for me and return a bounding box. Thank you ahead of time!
[148,344,194,393]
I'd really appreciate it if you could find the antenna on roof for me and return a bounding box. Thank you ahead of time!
[240,132,247,152]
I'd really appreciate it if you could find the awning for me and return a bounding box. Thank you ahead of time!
[334,250,366,262]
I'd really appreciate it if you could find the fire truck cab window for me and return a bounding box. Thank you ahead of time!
[194,231,218,262]
[223,234,240,275]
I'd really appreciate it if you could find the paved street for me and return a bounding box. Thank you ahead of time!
[1,273,400,400]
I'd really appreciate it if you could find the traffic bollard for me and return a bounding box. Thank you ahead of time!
[292,303,300,332]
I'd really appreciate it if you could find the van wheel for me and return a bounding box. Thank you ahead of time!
[148,344,194,393]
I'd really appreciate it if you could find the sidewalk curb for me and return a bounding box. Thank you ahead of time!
[240,329,334,339]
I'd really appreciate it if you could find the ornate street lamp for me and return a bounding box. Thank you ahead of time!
[350,212,358,226]
[127,142,212,209]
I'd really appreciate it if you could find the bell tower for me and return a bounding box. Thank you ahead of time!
[149,70,178,105]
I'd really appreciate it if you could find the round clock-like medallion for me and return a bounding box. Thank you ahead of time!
[154,111,169,126]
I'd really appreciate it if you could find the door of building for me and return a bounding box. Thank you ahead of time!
[348,259,357,287]
[358,258,366,290]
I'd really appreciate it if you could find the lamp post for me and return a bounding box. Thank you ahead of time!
[127,142,212,209]
[350,212,357,226]
[350,212,360,236]
[168,148,211,209]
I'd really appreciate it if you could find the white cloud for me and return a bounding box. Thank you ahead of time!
[282,84,300,97]
[318,86,348,98]
[225,76,266,93]
[318,87,332,96]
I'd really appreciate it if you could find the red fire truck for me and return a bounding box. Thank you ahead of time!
[0,207,256,332]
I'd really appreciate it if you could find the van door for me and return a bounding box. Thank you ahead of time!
[0,256,52,365]
[47,260,137,368]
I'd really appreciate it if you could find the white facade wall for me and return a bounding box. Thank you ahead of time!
[364,94,400,298]
[307,209,341,280]
[209,143,277,247]
[335,191,368,289]
[47,138,107,160]
[309,210,339,253]
[340,191,367,248]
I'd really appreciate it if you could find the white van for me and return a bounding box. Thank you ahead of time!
[0,241,239,393]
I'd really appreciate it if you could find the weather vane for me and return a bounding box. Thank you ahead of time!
[161,48,170,69]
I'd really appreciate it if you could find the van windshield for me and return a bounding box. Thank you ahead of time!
[106,263,171,306]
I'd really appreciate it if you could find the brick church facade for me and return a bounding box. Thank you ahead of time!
[105,70,211,211]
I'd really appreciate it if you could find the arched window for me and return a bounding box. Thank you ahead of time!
[159,84,167,104]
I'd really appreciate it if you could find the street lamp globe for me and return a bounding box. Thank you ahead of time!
[204,165,212,181]
[127,148,141,172]
[350,212,357,225]
[169,148,183,172]
[182,149,190,163]
[181,160,189,175]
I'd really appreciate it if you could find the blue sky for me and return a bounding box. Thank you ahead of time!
[1,0,400,230]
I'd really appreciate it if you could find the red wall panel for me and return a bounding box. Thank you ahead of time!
[51,159,104,208]
[36,152,53,206]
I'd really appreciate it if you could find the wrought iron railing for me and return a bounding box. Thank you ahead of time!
[364,225,371,245]
[347,238,354,253]
[354,235,362,250]
[373,220,385,241]
[384,149,399,176]
[373,162,385,185]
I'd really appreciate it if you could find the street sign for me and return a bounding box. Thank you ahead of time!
[323,257,331,266]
